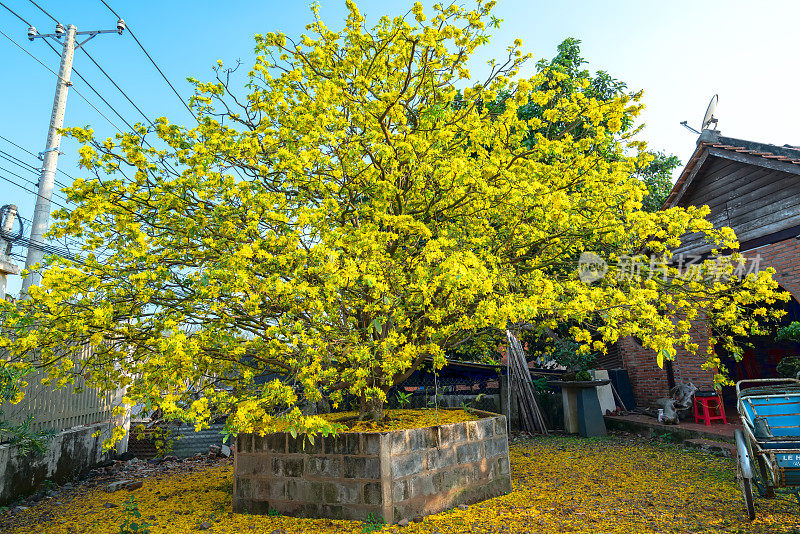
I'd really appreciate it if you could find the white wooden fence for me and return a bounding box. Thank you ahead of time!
[3,344,126,433]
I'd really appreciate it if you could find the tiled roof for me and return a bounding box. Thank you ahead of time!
[662,133,800,208]
[706,142,800,165]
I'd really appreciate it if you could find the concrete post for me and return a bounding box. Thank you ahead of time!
[0,205,20,300]
[21,25,76,297]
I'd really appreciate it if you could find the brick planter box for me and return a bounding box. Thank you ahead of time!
[233,410,511,523]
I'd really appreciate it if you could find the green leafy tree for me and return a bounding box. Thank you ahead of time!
[636,152,681,212]
[522,38,680,213]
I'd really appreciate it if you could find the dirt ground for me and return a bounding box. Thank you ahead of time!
[2,432,799,533]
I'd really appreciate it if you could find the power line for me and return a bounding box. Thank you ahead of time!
[12,235,81,263]
[12,209,83,248]
[0,133,78,183]
[39,40,186,186]
[0,27,124,133]
[97,0,198,122]
[0,173,51,205]
[0,28,58,73]
[42,40,132,132]
[16,236,71,255]
[0,1,32,26]
[4,11,233,240]
[74,68,135,131]
[13,233,114,271]
[0,152,44,182]
[0,148,69,189]
[0,149,39,173]
[0,166,70,207]
[37,37,126,134]
[15,209,86,247]
[0,152,70,200]
[9,253,74,278]
[39,40,189,182]
[96,2,249,184]
[27,0,58,25]
[0,163,42,187]
[0,31,180,209]
[0,169,82,248]
[0,162,69,209]
[0,134,37,159]
[80,47,156,128]
[28,4,244,189]
[0,177,81,251]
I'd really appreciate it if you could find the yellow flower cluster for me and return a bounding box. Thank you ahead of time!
[0,0,785,437]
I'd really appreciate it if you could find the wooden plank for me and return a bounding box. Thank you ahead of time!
[506,330,547,435]
[686,167,775,209]
[732,211,800,245]
[738,224,800,252]
[727,186,800,229]
[672,171,800,254]
[674,208,800,257]
[672,158,745,208]
[511,356,538,431]
[724,171,800,209]
[700,169,784,212]
[730,201,800,232]
[681,158,744,195]
[610,383,628,412]
[673,239,715,256]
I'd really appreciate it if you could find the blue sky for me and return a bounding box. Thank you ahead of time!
[1,0,799,296]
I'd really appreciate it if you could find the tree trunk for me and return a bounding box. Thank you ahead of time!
[358,394,384,421]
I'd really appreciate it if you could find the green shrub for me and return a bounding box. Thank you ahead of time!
[0,366,53,454]
[777,356,800,378]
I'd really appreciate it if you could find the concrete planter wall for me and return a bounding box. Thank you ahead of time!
[0,421,122,505]
[233,410,511,523]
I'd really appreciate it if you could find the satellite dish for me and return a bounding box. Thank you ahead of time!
[701,94,718,130]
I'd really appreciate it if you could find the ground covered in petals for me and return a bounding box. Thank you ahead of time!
[3,433,800,533]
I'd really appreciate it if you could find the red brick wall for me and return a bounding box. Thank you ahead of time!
[755,239,800,299]
[671,318,715,393]
[618,337,670,405]
[620,236,800,407]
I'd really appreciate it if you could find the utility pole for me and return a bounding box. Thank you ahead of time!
[21,20,125,298]
[0,205,20,300]
[22,25,75,296]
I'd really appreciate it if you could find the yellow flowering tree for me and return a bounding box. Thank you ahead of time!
[0,1,786,437]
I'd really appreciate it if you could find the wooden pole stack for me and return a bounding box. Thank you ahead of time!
[505,330,548,435]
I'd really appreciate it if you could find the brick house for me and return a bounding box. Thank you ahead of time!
[617,129,800,409]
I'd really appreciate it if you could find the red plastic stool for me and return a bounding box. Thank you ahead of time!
[693,390,728,425]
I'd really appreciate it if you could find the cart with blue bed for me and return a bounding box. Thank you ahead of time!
[735,378,800,519]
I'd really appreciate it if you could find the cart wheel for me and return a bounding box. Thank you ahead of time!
[737,463,756,520]
[735,429,756,520]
